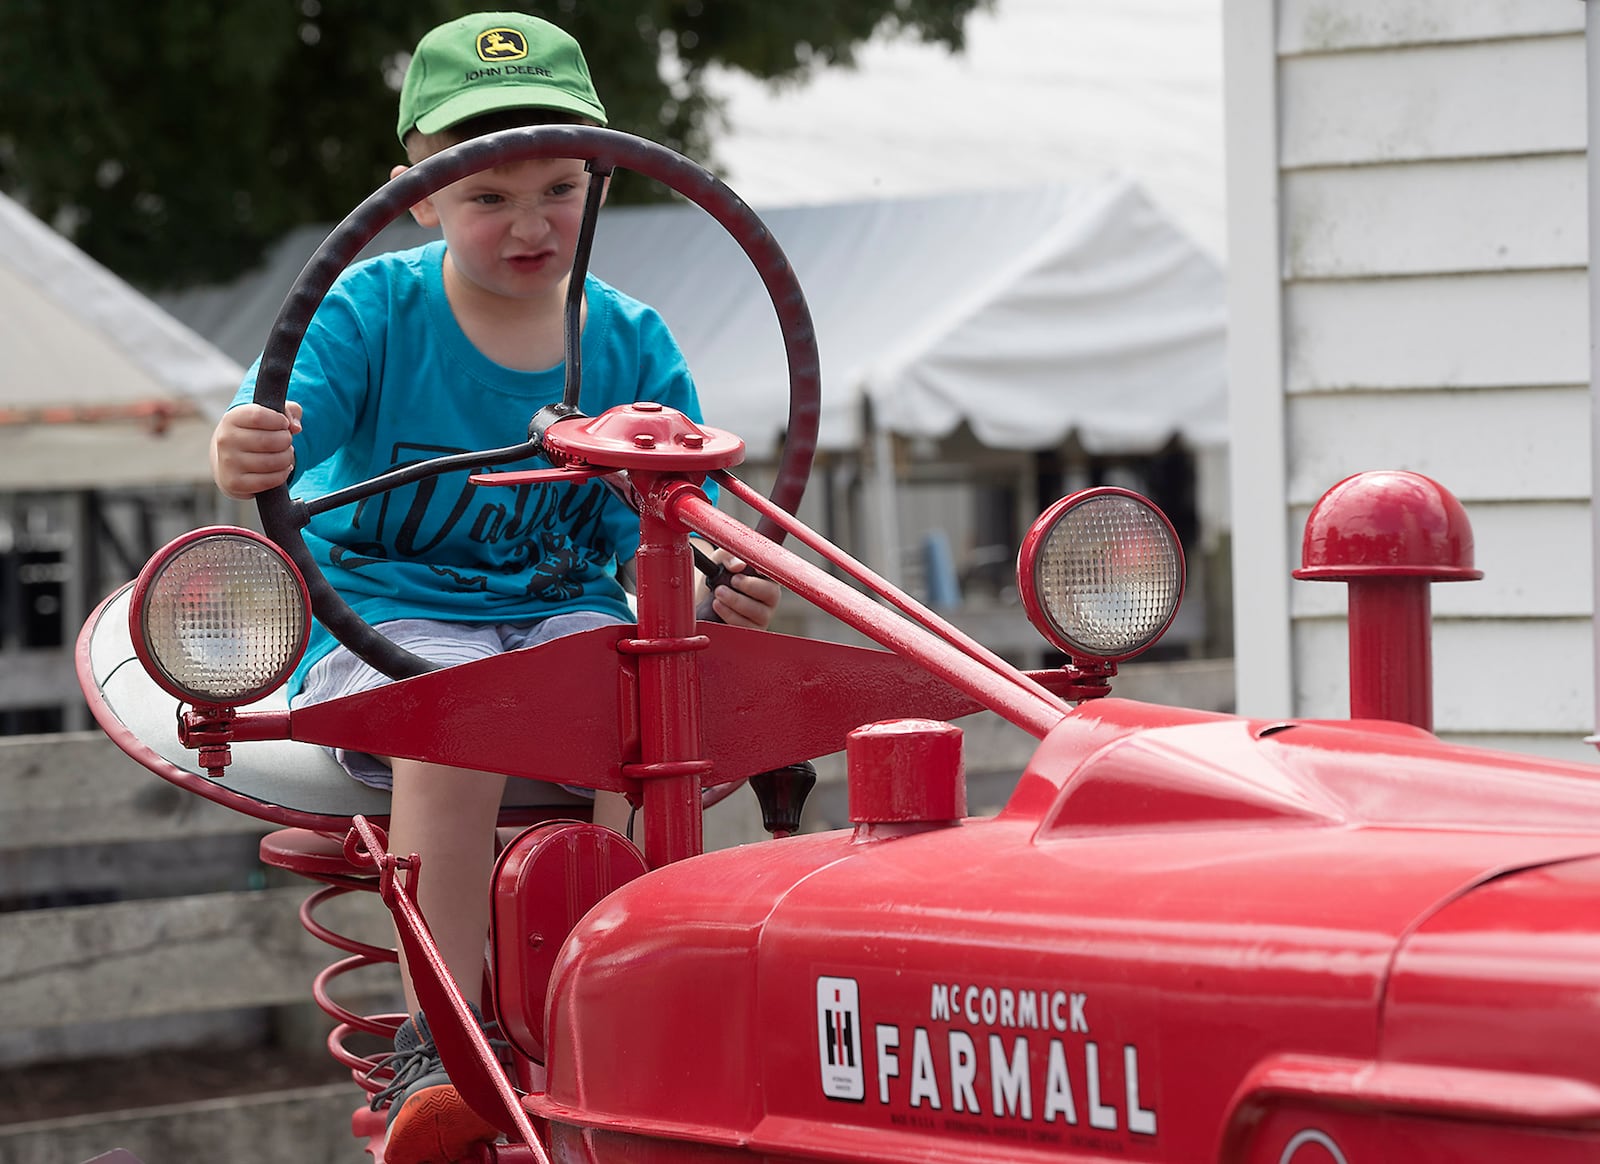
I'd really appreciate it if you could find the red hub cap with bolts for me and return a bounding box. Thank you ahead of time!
[543,401,746,473]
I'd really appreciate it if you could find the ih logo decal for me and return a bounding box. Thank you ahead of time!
[817,976,864,1101]
[477,28,528,62]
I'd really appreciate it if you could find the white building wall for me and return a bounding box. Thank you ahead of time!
[1225,0,1595,760]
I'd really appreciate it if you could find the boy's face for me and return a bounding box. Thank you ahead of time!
[404,156,598,304]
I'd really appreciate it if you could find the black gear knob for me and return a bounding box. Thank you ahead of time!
[749,761,818,838]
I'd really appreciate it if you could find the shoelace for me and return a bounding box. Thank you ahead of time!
[366,1028,442,1112]
[364,1017,516,1111]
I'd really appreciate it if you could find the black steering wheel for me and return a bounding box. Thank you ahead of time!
[254,126,819,680]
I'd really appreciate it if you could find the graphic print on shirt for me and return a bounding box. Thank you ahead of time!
[325,441,614,603]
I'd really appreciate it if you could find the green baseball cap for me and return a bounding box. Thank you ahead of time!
[396,12,607,143]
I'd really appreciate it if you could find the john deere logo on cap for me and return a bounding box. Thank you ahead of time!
[477,28,528,62]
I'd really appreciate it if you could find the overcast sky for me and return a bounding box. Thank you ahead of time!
[704,0,1226,258]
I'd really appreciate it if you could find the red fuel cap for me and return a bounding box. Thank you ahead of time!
[847,719,966,824]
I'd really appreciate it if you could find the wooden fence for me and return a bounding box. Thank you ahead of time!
[0,659,1232,1163]
[0,733,390,1163]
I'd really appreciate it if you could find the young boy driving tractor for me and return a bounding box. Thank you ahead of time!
[209,12,780,1161]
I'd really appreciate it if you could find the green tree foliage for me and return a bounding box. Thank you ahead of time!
[0,0,987,290]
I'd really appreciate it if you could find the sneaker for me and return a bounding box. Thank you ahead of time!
[368,1009,503,1164]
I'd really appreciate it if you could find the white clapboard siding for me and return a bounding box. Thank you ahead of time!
[1284,272,1589,392]
[1447,735,1600,766]
[1284,386,1592,506]
[1279,0,1583,55]
[1294,617,1595,735]
[1284,155,1588,279]
[1280,386,1593,505]
[1280,35,1585,170]
[1226,0,1595,743]
[1435,618,1595,739]
[1290,499,1594,620]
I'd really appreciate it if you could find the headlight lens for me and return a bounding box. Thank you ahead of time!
[132,529,309,704]
[1019,489,1184,661]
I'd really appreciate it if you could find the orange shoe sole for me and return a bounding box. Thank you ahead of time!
[383,1083,501,1164]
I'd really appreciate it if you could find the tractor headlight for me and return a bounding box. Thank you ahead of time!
[1018,488,1184,662]
[131,528,310,705]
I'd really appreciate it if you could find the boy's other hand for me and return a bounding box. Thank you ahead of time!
[703,550,781,630]
[211,402,303,500]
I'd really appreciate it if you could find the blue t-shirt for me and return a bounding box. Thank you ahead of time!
[232,241,708,696]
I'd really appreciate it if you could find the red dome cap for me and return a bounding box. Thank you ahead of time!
[1294,470,1482,582]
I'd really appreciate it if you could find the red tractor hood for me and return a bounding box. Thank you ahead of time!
[531,700,1600,1161]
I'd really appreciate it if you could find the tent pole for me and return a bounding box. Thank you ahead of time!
[868,403,903,588]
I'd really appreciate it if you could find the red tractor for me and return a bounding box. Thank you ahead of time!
[78,128,1600,1163]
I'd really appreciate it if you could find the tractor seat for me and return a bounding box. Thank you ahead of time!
[79,583,591,830]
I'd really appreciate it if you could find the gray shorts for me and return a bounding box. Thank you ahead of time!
[292,612,627,790]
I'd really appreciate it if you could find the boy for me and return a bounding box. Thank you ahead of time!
[210,11,778,1161]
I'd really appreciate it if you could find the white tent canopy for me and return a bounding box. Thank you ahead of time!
[606,180,1227,458]
[0,191,241,417]
[160,180,1225,463]
[0,191,244,488]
